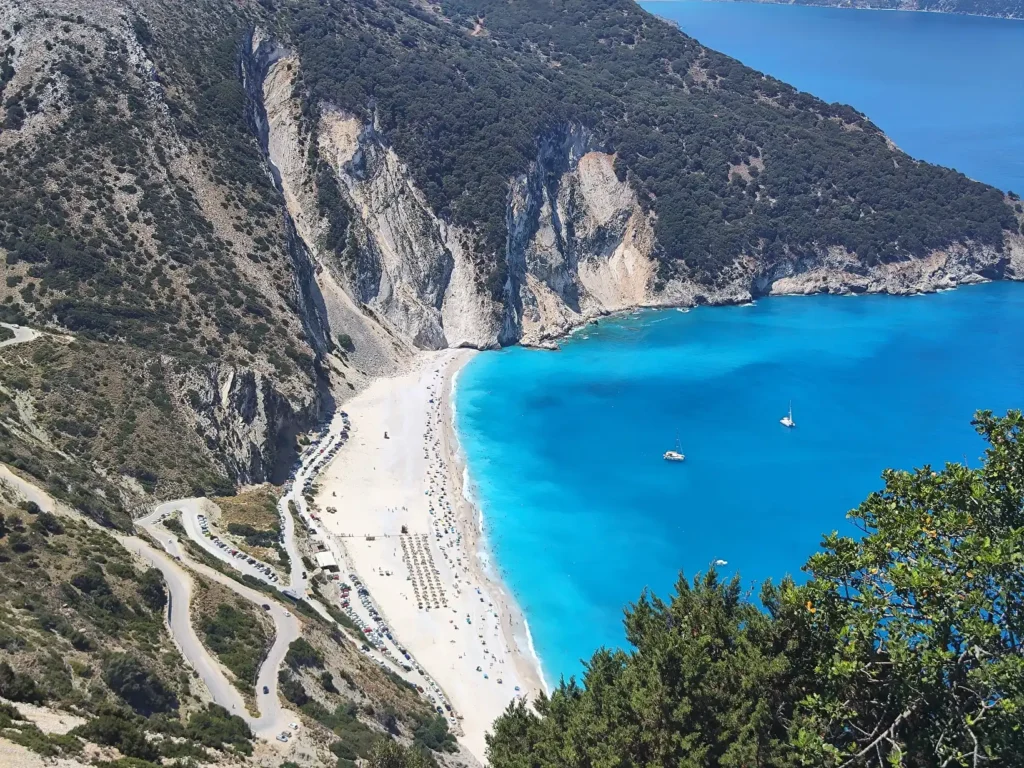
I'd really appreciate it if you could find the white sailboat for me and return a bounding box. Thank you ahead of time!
[663,434,685,462]
[780,401,795,428]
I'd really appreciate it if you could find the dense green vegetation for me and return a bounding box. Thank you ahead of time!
[286,0,1017,284]
[227,521,278,547]
[411,713,457,754]
[102,653,179,716]
[198,599,271,685]
[488,411,1024,767]
[285,636,326,669]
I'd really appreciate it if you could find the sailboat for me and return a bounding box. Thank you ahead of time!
[663,434,685,462]
[780,402,795,428]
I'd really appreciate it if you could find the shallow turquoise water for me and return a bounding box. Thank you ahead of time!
[456,284,1024,684]
[639,1,1024,194]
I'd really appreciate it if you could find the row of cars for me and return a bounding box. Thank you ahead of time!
[276,722,301,743]
[281,413,350,538]
[284,413,459,728]
[196,513,280,583]
[285,411,350,497]
[340,574,455,721]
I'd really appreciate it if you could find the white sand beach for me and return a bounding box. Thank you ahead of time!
[315,350,546,761]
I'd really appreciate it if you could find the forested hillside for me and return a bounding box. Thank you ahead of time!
[287,0,1017,284]
[0,0,1020,522]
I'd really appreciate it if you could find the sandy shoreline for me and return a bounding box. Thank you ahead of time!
[315,350,545,762]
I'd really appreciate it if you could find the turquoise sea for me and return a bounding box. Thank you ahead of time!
[457,285,1024,685]
[640,1,1024,194]
[455,4,1024,687]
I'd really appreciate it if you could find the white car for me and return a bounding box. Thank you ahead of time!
[289,722,300,730]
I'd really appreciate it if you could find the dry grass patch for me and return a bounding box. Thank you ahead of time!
[215,485,280,529]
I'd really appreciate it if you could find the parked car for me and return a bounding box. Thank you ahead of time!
[262,604,270,611]
[263,685,270,694]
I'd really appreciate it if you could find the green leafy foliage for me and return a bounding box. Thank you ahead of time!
[200,601,270,685]
[288,0,1014,281]
[0,660,44,704]
[136,568,167,612]
[488,411,1024,767]
[285,636,325,670]
[101,654,179,716]
[412,714,457,753]
[366,739,433,768]
[227,521,278,548]
[74,712,160,763]
[316,700,386,761]
[185,703,253,754]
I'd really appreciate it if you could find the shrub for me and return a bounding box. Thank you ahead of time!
[101,654,178,715]
[136,568,166,612]
[185,703,253,754]
[285,637,324,670]
[0,660,45,703]
[73,713,158,762]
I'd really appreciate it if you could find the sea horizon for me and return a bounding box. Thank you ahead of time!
[640,0,1024,194]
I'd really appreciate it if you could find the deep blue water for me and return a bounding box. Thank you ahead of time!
[639,1,1024,194]
[456,284,1024,685]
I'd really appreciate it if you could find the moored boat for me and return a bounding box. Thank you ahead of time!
[780,401,795,428]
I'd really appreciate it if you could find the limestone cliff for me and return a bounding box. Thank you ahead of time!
[253,48,1024,353]
[256,57,666,352]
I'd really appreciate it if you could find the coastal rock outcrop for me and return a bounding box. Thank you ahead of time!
[168,362,317,486]
[502,124,659,345]
[251,48,1024,355]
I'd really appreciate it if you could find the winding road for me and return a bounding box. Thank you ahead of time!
[0,322,305,740]
[1,324,455,741]
[0,323,40,349]
[133,508,301,739]
[0,460,300,741]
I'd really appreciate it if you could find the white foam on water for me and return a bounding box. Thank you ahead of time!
[522,617,551,695]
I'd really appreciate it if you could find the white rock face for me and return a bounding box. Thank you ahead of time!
[504,131,660,345]
[317,109,504,349]
[170,363,297,486]
[256,46,1024,357]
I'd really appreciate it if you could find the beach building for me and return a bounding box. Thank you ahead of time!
[315,550,339,572]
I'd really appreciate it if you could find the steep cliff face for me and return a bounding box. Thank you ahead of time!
[759,236,1024,297]
[502,125,660,345]
[256,61,666,350]
[169,362,309,486]
[257,47,504,360]
[252,49,1024,354]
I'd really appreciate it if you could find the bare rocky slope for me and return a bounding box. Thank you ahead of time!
[0,0,1021,520]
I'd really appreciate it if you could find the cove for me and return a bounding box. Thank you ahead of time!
[639,1,1024,194]
[455,283,1024,685]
